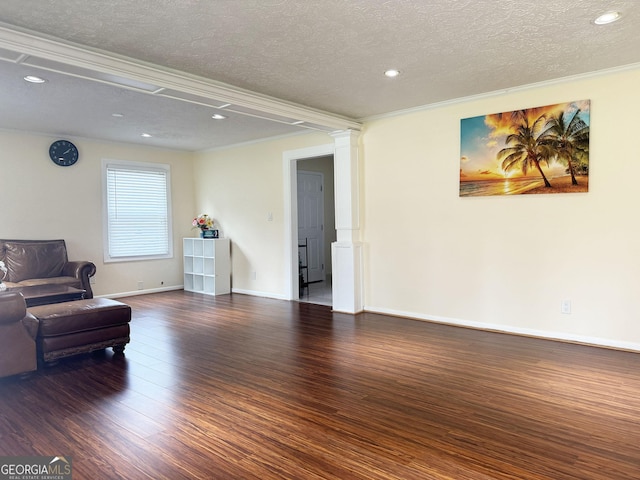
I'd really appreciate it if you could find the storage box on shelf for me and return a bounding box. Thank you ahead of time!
[183,238,230,296]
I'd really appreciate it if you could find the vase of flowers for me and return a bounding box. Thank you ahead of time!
[192,214,215,238]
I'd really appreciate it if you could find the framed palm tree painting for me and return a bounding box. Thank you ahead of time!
[460,100,590,196]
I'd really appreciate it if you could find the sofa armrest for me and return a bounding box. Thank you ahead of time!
[0,292,36,338]
[0,291,27,325]
[22,312,39,340]
[0,292,37,378]
[62,261,97,299]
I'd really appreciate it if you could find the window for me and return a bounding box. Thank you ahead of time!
[102,159,173,262]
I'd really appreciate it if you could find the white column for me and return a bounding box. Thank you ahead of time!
[330,129,363,313]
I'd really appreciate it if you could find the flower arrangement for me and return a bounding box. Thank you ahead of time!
[192,214,214,231]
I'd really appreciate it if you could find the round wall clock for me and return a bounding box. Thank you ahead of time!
[49,140,79,167]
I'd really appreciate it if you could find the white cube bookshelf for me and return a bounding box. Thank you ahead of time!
[183,238,230,296]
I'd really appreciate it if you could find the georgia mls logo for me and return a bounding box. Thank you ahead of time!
[49,456,71,474]
[0,455,72,480]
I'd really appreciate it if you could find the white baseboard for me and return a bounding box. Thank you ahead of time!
[97,285,183,299]
[365,306,640,353]
[231,288,288,301]
[98,285,287,301]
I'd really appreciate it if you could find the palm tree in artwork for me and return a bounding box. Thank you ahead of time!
[497,110,553,188]
[539,109,590,185]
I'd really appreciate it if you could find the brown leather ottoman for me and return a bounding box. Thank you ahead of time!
[28,298,131,364]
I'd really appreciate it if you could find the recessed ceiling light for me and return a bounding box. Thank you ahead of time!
[218,104,231,109]
[384,69,400,78]
[141,133,152,138]
[23,75,46,84]
[111,113,124,118]
[211,114,227,120]
[291,120,305,125]
[594,11,621,25]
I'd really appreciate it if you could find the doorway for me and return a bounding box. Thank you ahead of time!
[284,132,362,313]
[296,156,335,306]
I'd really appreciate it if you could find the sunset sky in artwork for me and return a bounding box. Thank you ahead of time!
[460,100,590,182]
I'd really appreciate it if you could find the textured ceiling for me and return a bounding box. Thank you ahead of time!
[1,0,639,151]
[0,61,303,151]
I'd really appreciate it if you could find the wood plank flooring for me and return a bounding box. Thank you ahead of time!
[1,290,640,479]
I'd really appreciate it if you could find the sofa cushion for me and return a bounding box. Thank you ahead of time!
[18,276,82,289]
[4,241,68,283]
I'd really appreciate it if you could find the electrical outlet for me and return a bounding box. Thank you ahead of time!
[251,271,257,280]
[561,299,571,314]
[137,281,144,290]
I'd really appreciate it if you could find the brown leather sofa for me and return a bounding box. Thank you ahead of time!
[1,239,96,298]
[0,292,39,379]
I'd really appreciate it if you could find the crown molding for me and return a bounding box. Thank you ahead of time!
[360,61,640,123]
[0,23,361,132]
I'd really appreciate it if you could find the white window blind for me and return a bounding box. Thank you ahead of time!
[103,160,173,262]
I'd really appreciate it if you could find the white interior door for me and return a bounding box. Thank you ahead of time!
[297,171,325,283]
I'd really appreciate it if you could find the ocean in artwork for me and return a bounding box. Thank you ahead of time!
[460,177,545,197]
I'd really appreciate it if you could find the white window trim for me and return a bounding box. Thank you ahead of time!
[101,158,173,263]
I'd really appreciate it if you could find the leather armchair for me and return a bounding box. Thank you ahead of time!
[0,292,38,378]
[0,239,96,298]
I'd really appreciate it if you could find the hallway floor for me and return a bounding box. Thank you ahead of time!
[299,278,332,306]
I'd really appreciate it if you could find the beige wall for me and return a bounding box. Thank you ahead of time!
[193,133,332,297]
[0,131,195,296]
[361,66,640,349]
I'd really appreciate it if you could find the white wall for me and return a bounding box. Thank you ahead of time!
[361,66,640,350]
[193,133,332,298]
[0,131,195,296]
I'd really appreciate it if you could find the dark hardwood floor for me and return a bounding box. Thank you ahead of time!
[2,291,640,479]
